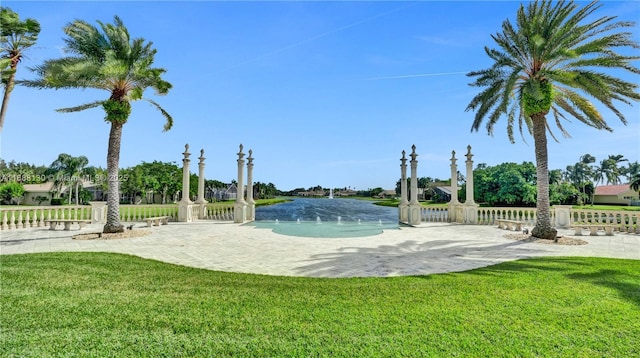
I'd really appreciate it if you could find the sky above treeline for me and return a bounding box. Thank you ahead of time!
[2,0,639,191]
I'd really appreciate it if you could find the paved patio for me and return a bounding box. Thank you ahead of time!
[1,222,638,277]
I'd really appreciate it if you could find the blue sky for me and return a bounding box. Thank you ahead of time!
[2,0,639,191]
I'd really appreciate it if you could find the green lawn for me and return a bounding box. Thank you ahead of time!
[572,204,640,212]
[1,253,638,357]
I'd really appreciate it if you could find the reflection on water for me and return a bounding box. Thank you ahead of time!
[248,198,399,238]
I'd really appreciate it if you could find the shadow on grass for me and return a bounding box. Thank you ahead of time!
[567,268,640,307]
[293,237,547,278]
[470,257,640,307]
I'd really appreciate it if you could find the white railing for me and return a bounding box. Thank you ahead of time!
[476,207,542,227]
[570,209,639,234]
[1,205,90,230]
[419,207,449,222]
[3,203,637,233]
[203,205,235,221]
[119,204,179,222]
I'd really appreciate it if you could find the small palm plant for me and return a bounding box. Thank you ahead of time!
[466,0,639,239]
[24,16,173,233]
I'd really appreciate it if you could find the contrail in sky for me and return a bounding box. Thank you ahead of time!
[362,71,468,81]
[225,2,420,70]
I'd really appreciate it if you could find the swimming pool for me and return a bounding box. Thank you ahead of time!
[246,198,399,238]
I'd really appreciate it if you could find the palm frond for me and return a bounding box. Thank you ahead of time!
[145,98,173,132]
[56,100,104,113]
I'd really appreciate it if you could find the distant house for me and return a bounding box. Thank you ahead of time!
[297,190,326,197]
[334,189,357,197]
[22,183,58,205]
[376,189,397,199]
[593,184,638,205]
[22,181,104,205]
[224,183,238,200]
[434,186,452,202]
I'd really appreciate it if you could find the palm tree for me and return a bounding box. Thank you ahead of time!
[466,0,640,239]
[631,174,640,192]
[605,154,627,184]
[24,16,172,233]
[46,153,90,205]
[0,7,40,132]
[624,161,640,183]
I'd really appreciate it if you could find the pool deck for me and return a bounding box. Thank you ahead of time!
[1,222,639,277]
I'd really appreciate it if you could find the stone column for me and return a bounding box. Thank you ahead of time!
[408,145,421,226]
[195,149,208,219]
[234,144,247,223]
[554,205,572,229]
[448,150,460,223]
[462,145,478,224]
[399,150,409,223]
[89,201,107,224]
[246,149,255,222]
[178,144,193,222]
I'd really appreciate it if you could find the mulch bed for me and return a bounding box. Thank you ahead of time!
[73,229,152,240]
[504,233,588,245]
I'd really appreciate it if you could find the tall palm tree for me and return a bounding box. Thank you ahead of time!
[604,154,627,184]
[24,16,172,233]
[624,161,640,183]
[631,174,640,192]
[0,7,40,132]
[466,0,639,239]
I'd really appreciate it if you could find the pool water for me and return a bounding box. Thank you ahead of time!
[246,198,399,238]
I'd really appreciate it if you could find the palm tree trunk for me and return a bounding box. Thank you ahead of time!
[104,121,125,233]
[530,114,557,240]
[0,68,16,132]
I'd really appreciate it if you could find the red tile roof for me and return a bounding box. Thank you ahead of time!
[594,184,631,195]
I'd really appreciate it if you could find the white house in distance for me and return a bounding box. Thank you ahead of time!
[593,184,638,205]
[21,181,104,205]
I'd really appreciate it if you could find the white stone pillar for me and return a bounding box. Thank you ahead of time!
[89,201,107,224]
[195,149,208,219]
[463,145,478,224]
[234,144,247,223]
[554,205,572,229]
[178,144,193,222]
[408,145,421,226]
[448,150,460,223]
[246,149,255,222]
[399,150,409,223]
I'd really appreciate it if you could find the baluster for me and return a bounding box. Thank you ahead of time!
[9,211,16,229]
[36,209,42,227]
[1,210,7,230]
[25,211,32,228]
[17,210,24,229]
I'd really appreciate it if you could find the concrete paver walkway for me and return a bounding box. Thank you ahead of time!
[1,222,638,277]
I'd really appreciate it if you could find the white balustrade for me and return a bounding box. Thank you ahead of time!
[0,205,90,230]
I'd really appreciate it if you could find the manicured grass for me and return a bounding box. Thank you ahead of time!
[254,198,290,207]
[373,198,448,208]
[1,254,638,357]
[573,204,640,212]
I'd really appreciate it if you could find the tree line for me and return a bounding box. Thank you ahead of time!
[464,155,639,207]
[0,155,279,205]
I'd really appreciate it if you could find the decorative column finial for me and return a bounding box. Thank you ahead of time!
[234,143,247,222]
[399,149,409,223]
[246,149,255,221]
[196,148,207,209]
